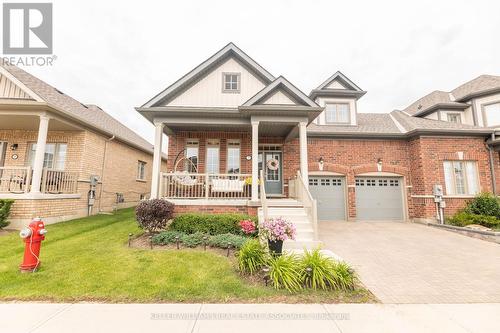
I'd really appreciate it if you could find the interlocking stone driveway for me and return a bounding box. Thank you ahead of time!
[319,221,500,303]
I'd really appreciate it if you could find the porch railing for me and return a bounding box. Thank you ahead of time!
[292,171,318,240]
[259,169,268,224]
[0,166,32,193]
[160,173,252,199]
[41,169,79,194]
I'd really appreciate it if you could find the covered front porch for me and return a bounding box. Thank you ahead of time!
[148,112,312,203]
[0,112,81,198]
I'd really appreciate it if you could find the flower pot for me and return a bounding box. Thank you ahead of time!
[268,240,283,256]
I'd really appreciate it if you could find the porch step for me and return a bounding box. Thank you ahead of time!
[266,199,303,208]
[283,239,323,250]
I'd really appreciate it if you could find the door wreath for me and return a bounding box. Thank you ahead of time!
[266,158,280,171]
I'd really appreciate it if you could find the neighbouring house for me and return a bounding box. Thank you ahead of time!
[136,42,498,247]
[0,63,166,229]
[403,75,500,192]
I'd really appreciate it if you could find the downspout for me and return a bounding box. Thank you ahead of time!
[486,132,497,195]
[97,135,115,212]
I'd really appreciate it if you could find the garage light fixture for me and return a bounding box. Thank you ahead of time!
[377,158,382,172]
[318,157,324,171]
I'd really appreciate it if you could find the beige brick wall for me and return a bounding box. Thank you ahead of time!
[2,128,165,226]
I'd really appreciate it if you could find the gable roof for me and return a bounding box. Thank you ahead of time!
[242,76,318,107]
[403,90,468,116]
[142,42,276,108]
[451,74,500,101]
[0,63,156,155]
[309,71,367,100]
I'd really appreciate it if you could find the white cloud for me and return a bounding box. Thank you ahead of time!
[24,0,500,144]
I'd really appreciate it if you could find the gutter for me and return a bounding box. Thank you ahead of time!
[486,132,497,195]
[98,135,115,213]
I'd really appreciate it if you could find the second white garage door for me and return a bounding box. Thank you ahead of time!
[355,177,404,221]
[309,176,346,221]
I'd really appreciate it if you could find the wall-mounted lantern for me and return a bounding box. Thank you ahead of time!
[318,157,324,171]
[10,143,18,151]
[377,158,383,172]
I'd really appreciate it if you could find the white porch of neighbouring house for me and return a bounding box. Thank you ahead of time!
[0,112,80,199]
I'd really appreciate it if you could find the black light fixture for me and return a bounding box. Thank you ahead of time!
[175,236,180,250]
[149,235,153,250]
[128,233,133,247]
[262,266,270,286]
[10,144,18,151]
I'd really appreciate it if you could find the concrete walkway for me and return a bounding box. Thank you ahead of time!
[319,221,500,303]
[1,303,498,333]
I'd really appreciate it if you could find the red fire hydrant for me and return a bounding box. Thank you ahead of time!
[19,218,47,273]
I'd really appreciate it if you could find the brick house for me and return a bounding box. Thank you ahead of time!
[0,63,165,228]
[137,43,497,247]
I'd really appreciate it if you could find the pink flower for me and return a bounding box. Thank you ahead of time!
[239,219,256,235]
[261,217,296,241]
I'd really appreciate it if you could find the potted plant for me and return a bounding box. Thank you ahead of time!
[261,217,296,256]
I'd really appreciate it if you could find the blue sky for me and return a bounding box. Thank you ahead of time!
[21,0,500,144]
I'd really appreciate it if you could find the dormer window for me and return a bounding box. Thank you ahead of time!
[446,113,461,124]
[223,73,240,93]
[325,103,350,124]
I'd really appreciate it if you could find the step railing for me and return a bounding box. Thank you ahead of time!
[259,169,268,224]
[293,171,318,240]
[0,166,31,193]
[160,172,252,199]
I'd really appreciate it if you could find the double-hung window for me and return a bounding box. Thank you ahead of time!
[206,139,220,174]
[227,140,240,174]
[443,161,479,195]
[27,143,67,170]
[137,161,146,180]
[483,102,500,127]
[185,140,199,173]
[325,103,350,124]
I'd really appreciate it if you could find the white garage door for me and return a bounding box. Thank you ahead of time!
[309,176,346,221]
[355,177,404,221]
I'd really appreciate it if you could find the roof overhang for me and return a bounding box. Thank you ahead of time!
[455,87,500,102]
[309,89,367,100]
[239,105,323,124]
[307,128,493,139]
[412,102,469,117]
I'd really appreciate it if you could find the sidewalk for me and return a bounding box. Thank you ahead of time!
[1,303,498,333]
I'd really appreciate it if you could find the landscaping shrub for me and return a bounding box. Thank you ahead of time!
[135,199,174,232]
[463,192,500,218]
[208,233,248,249]
[447,212,500,229]
[237,239,267,274]
[169,213,257,235]
[181,232,207,248]
[267,253,302,292]
[0,199,14,229]
[152,231,186,245]
[300,248,339,290]
[331,261,356,291]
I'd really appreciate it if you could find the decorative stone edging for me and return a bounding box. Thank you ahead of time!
[422,222,500,244]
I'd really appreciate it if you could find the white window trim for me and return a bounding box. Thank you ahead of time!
[446,113,462,124]
[27,142,67,171]
[443,161,480,195]
[325,103,351,124]
[137,160,147,181]
[205,139,220,174]
[222,72,241,93]
[226,139,241,174]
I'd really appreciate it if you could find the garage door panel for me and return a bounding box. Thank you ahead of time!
[309,177,346,221]
[355,177,404,221]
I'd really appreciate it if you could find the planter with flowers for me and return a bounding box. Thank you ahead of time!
[260,217,296,256]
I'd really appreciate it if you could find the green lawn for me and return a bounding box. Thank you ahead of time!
[0,208,374,303]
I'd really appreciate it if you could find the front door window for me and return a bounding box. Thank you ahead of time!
[258,149,283,195]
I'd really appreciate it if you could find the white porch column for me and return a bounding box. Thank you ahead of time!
[299,121,309,186]
[150,122,164,199]
[251,121,259,201]
[30,115,50,194]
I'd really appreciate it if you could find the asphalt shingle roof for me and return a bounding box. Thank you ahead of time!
[451,75,500,101]
[403,91,466,116]
[1,63,155,154]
